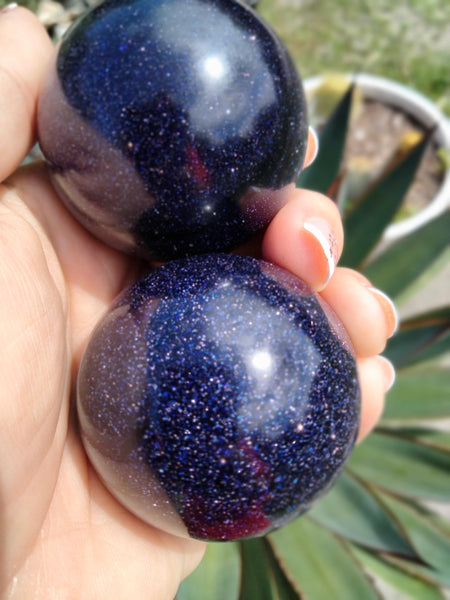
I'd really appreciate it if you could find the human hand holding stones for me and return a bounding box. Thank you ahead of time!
[1,4,396,598]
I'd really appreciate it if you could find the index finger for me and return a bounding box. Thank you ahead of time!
[261,187,344,292]
[0,6,53,181]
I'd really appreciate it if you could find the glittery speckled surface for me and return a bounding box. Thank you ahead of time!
[37,0,307,260]
[78,254,360,541]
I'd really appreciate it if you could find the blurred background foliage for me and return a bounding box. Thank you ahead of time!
[4,0,449,113]
[258,0,450,115]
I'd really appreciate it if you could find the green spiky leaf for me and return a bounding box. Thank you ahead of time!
[309,472,415,556]
[296,84,353,193]
[362,211,450,300]
[384,307,450,368]
[387,554,450,588]
[375,492,450,574]
[340,132,432,269]
[351,546,446,600]
[177,542,240,600]
[239,539,300,600]
[347,432,450,501]
[401,429,450,453]
[381,367,450,423]
[269,517,380,599]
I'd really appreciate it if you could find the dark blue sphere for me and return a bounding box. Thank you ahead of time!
[38,0,308,261]
[77,254,360,541]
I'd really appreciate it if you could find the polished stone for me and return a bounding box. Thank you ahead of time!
[77,254,360,540]
[38,0,308,261]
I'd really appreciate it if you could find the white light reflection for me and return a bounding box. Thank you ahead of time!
[248,349,274,378]
[203,56,227,80]
[204,284,322,439]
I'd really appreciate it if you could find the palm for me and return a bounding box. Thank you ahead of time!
[0,164,205,599]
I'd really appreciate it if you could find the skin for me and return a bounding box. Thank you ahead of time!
[0,8,396,599]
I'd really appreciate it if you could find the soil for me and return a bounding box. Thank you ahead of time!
[342,99,444,221]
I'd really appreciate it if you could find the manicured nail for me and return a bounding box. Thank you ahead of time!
[376,355,396,392]
[303,126,319,168]
[0,3,19,13]
[307,126,319,164]
[368,287,399,338]
[303,217,338,287]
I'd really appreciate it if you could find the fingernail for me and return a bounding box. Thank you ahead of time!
[368,287,399,338]
[375,355,396,392]
[0,2,19,13]
[303,217,339,287]
[304,126,319,167]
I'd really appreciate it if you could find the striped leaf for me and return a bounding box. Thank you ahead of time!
[269,517,380,600]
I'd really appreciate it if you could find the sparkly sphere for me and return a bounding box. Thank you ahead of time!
[77,254,360,541]
[37,0,308,261]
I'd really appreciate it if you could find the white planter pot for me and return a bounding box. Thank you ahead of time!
[304,74,450,244]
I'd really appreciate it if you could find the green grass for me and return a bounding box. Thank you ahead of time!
[258,0,450,114]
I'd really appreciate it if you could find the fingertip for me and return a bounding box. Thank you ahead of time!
[303,217,339,289]
[367,287,399,338]
[0,3,19,14]
[356,355,395,443]
[261,188,343,291]
[0,5,53,180]
[320,268,397,358]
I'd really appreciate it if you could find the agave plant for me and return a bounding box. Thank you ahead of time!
[177,86,450,599]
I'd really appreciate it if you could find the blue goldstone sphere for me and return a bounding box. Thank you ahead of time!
[37,0,308,261]
[77,254,360,541]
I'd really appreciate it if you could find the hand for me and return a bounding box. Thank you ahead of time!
[0,7,395,599]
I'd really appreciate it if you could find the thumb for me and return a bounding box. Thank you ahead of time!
[0,6,53,181]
